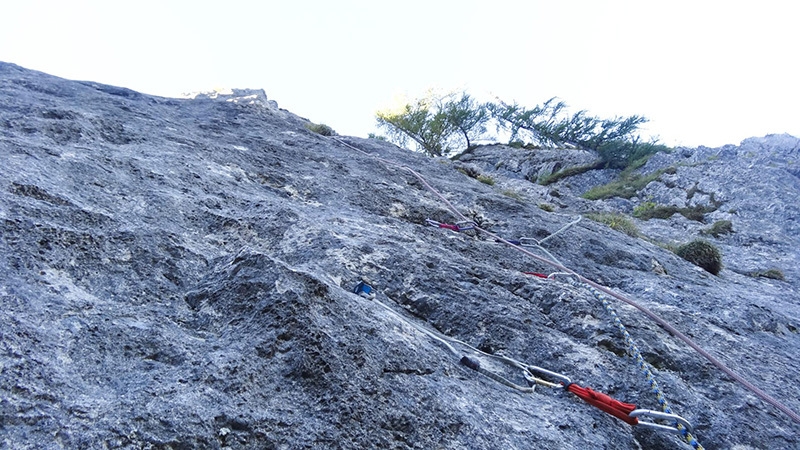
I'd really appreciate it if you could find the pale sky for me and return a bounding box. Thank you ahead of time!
[2,1,797,148]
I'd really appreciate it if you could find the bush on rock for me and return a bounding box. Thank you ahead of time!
[675,239,722,275]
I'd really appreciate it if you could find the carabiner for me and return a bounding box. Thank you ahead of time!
[629,409,693,433]
[525,365,572,387]
[518,237,540,247]
[353,280,376,299]
[425,219,443,228]
[455,221,476,231]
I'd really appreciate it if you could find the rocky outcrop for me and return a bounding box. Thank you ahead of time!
[1,61,799,449]
[638,135,800,283]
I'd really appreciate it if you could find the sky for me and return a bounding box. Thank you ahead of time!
[1,0,797,148]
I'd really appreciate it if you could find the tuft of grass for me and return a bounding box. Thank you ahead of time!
[632,201,716,222]
[625,155,652,172]
[701,220,733,237]
[675,239,722,275]
[582,170,663,200]
[477,175,495,185]
[540,161,604,185]
[750,269,785,281]
[633,202,676,220]
[584,212,640,237]
[306,122,336,136]
[456,166,480,179]
[502,189,524,201]
[538,203,555,212]
[680,205,711,222]
[654,241,679,253]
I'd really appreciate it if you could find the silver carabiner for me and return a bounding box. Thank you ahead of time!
[525,365,572,387]
[455,221,476,231]
[518,237,540,247]
[629,409,693,433]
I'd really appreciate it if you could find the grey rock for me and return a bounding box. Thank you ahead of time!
[456,144,597,184]
[184,88,277,110]
[639,134,800,282]
[2,61,799,449]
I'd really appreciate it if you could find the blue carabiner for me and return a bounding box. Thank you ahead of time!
[354,280,376,299]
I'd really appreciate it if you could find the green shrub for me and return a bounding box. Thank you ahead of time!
[538,203,555,212]
[584,212,639,237]
[632,202,655,217]
[750,269,785,281]
[701,220,733,237]
[306,122,336,136]
[367,132,387,141]
[675,239,722,275]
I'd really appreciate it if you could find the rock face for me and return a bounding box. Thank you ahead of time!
[1,61,799,449]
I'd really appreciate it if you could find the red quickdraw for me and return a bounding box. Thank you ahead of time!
[567,383,639,426]
[525,367,692,432]
[425,219,475,232]
[523,272,549,279]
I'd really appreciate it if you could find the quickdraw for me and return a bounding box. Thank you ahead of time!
[353,280,696,437]
[425,218,475,232]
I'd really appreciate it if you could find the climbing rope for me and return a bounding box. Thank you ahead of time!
[433,218,574,267]
[354,280,697,434]
[355,281,535,392]
[431,218,706,448]
[581,279,704,449]
[426,219,706,445]
[331,137,800,428]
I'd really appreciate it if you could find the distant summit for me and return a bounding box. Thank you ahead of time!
[182,87,278,109]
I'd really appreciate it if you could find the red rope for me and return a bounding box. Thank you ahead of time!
[567,384,638,425]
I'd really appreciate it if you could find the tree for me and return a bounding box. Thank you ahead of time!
[438,92,490,150]
[376,91,665,169]
[488,98,648,151]
[376,96,455,156]
[487,97,568,145]
[376,92,489,157]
